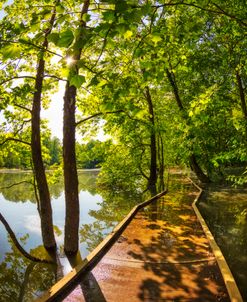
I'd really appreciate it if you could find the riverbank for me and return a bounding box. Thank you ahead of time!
[0,168,101,173]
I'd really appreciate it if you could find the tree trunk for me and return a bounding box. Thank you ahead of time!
[63,0,90,254]
[31,6,57,250]
[236,71,247,136]
[63,84,80,254]
[166,68,210,183]
[145,87,157,189]
[189,154,211,183]
[158,134,165,191]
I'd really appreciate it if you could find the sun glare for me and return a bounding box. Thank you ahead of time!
[66,57,75,65]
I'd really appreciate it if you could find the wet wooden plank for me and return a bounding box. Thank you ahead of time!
[63,180,232,302]
[35,190,168,302]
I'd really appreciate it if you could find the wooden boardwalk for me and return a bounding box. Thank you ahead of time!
[61,177,232,302]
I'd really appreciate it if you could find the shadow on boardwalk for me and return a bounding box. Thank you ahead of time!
[64,177,230,302]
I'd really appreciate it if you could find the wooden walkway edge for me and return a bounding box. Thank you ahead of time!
[35,190,168,302]
[190,178,243,302]
[36,177,243,302]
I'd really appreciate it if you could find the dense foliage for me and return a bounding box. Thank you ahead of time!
[0,0,246,252]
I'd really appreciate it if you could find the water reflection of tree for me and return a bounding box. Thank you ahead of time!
[199,189,247,301]
[80,189,141,252]
[0,173,35,203]
[0,235,55,302]
[0,171,99,204]
[0,172,64,203]
[78,171,99,196]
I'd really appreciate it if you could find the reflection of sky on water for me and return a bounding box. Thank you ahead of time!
[0,185,103,260]
[0,223,8,262]
[0,170,137,299]
[0,193,42,256]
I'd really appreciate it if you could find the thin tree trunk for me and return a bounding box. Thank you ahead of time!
[63,0,90,255]
[158,134,165,191]
[166,69,210,183]
[145,87,157,189]
[31,4,57,250]
[236,71,247,136]
[189,154,211,183]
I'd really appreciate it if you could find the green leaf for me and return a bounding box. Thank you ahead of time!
[135,109,147,120]
[56,4,65,13]
[70,75,86,88]
[100,102,114,112]
[124,30,133,40]
[57,30,74,47]
[1,45,21,60]
[97,79,107,87]
[47,33,60,44]
[89,76,100,87]
[151,34,162,45]
[82,13,91,22]
[115,1,129,12]
[60,67,70,78]
[116,23,129,34]
[102,11,115,22]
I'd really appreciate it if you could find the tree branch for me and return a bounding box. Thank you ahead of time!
[94,23,114,67]
[75,110,124,127]
[0,180,33,190]
[211,2,247,27]
[166,68,184,111]
[0,39,63,58]
[44,74,67,82]
[13,103,32,113]
[0,137,31,146]
[152,2,247,27]
[138,148,149,180]
[0,76,35,86]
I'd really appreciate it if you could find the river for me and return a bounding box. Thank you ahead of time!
[0,171,246,301]
[0,170,141,302]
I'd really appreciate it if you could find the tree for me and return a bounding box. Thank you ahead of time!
[62,0,90,254]
[0,0,60,249]
[76,139,109,169]
[1,0,247,260]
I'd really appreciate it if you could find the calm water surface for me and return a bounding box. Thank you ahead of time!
[0,171,141,301]
[1,172,246,301]
[198,186,247,301]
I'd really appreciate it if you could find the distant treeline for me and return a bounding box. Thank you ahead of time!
[0,137,110,170]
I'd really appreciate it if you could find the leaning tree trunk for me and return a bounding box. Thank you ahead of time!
[145,87,157,189]
[157,133,165,191]
[166,69,210,183]
[31,5,57,250]
[63,0,90,254]
[236,71,247,137]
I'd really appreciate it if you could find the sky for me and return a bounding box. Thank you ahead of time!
[41,85,64,140]
[41,84,108,142]
[43,95,108,142]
